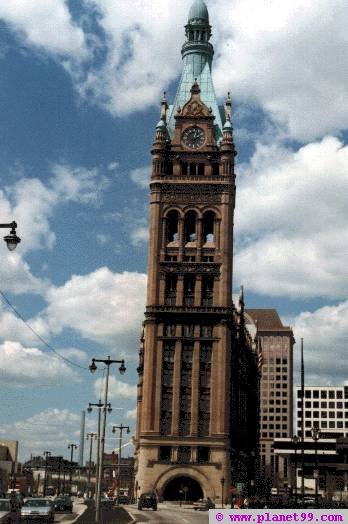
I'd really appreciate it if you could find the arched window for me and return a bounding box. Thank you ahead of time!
[202,211,215,243]
[189,163,196,177]
[184,210,197,242]
[166,210,179,242]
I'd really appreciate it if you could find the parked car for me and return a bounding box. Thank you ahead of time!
[0,498,19,524]
[193,498,215,511]
[137,493,157,511]
[53,496,73,512]
[100,496,113,509]
[20,498,54,522]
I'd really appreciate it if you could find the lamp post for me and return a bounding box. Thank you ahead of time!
[68,443,78,491]
[86,433,97,495]
[0,222,20,251]
[292,435,299,505]
[43,451,51,496]
[311,426,321,508]
[87,400,108,496]
[112,424,130,506]
[89,356,126,524]
[220,477,225,508]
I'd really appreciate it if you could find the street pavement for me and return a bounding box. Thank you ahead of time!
[127,502,210,524]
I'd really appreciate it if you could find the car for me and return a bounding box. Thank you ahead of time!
[53,496,73,512]
[0,498,19,524]
[20,498,55,522]
[193,498,215,511]
[137,493,157,511]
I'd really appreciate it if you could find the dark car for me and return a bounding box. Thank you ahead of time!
[53,496,73,512]
[138,493,157,511]
[193,498,215,511]
[100,497,113,509]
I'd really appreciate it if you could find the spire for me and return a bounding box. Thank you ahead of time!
[154,93,168,146]
[167,0,224,141]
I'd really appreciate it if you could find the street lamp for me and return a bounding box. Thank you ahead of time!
[89,356,126,524]
[43,451,51,496]
[112,424,130,506]
[0,221,20,251]
[311,426,321,508]
[68,444,78,489]
[220,477,225,509]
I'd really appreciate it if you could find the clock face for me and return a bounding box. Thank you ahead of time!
[182,126,205,149]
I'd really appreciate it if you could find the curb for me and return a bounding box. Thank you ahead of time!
[125,508,137,523]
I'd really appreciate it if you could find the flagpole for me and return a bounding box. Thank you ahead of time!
[300,338,305,506]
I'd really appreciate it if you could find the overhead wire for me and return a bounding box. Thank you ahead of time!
[0,289,88,370]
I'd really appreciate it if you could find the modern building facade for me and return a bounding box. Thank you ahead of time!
[135,0,259,502]
[296,384,348,439]
[245,310,295,491]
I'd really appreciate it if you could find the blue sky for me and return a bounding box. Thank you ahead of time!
[0,0,347,461]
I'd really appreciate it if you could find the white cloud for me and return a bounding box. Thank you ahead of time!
[234,136,348,298]
[43,268,147,353]
[1,408,81,460]
[0,341,81,386]
[130,166,151,189]
[126,408,137,420]
[290,300,348,386]
[0,0,87,58]
[0,305,50,346]
[94,376,137,400]
[130,227,149,247]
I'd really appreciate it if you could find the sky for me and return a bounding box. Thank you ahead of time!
[0,0,347,462]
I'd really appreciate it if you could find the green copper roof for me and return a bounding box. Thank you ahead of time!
[188,0,209,22]
[167,0,224,142]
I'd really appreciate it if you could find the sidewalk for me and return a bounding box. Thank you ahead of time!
[73,501,132,524]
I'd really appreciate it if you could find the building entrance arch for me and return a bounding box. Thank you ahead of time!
[162,475,203,502]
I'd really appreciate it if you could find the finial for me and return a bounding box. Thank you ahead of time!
[191,80,200,94]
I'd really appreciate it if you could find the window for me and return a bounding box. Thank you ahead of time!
[165,255,177,261]
[313,390,319,398]
[329,391,335,399]
[197,447,210,463]
[329,411,335,418]
[166,210,179,242]
[184,211,197,242]
[202,256,214,262]
[201,276,214,306]
[200,325,213,338]
[202,211,215,243]
[321,412,327,418]
[321,402,327,408]
[321,421,327,428]
[305,411,311,418]
[313,401,319,408]
[329,402,335,409]
[184,275,195,306]
[305,391,311,398]
[198,163,205,176]
[337,421,343,428]
[184,255,196,262]
[183,324,194,338]
[329,421,335,428]
[212,163,219,176]
[313,411,319,418]
[164,324,176,337]
[337,402,343,409]
[165,274,177,305]
[321,391,327,399]
[337,411,343,418]
[159,446,171,462]
[337,390,343,399]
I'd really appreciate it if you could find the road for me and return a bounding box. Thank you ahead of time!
[127,503,210,524]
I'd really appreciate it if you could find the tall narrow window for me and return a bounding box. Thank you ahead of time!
[181,162,188,176]
[201,276,214,307]
[165,275,177,306]
[202,211,215,243]
[179,343,193,436]
[198,163,205,176]
[184,275,195,306]
[184,211,197,242]
[166,210,179,243]
[190,163,196,177]
[160,342,175,436]
[198,342,212,436]
[212,163,219,176]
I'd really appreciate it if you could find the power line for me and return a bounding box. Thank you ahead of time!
[0,289,88,370]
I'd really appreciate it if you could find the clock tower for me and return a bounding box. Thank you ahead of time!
[135,0,258,502]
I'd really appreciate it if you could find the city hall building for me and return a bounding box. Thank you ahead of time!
[135,0,260,502]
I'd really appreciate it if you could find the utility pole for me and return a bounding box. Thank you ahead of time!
[87,433,97,495]
[43,451,51,496]
[89,356,126,524]
[112,424,130,506]
[67,444,78,491]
